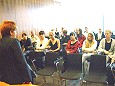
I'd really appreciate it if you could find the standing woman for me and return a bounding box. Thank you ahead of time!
[46,31,60,52]
[0,20,32,84]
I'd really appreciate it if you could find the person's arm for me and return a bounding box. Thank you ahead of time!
[68,41,81,54]
[98,38,105,52]
[11,39,32,83]
[82,40,97,53]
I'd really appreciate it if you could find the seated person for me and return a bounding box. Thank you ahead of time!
[66,32,81,54]
[95,28,105,48]
[34,31,48,69]
[60,30,70,50]
[36,31,48,51]
[75,28,86,46]
[46,31,60,52]
[28,30,39,48]
[98,30,115,62]
[97,30,115,86]
[82,32,97,77]
[20,33,33,52]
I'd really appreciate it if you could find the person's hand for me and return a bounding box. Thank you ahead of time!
[49,50,54,52]
[46,46,51,49]
[66,51,70,54]
[111,59,115,63]
[104,50,109,55]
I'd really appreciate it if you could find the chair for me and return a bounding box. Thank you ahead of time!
[36,52,60,83]
[83,55,108,86]
[58,53,82,86]
[28,51,46,72]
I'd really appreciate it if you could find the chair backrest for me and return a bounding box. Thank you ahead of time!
[45,52,60,67]
[66,53,82,71]
[89,55,106,73]
[28,51,46,59]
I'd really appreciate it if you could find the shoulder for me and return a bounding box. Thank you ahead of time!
[101,38,106,42]
[55,38,60,42]
[111,38,115,43]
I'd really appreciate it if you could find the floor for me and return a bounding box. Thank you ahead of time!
[33,71,108,86]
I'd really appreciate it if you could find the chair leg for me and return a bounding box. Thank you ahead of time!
[43,76,46,82]
[65,79,66,86]
[31,60,37,72]
[51,75,55,85]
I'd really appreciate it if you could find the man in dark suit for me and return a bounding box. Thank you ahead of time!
[0,20,33,84]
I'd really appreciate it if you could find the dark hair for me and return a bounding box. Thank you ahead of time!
[39,31,45,35]
[78,28,82,37]
[22,33,27,37]
[63,30,67,34]
[70,32,76,36]
[70,32,77,39]
[0,20,16,37]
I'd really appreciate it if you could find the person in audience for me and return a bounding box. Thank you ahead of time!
[60,27,64,39]
[0,20,32,84]
[75,28,86,46]
[55,28,60,39]
[98,30,115,85]
[66,32,81,54]
[20,33,33,52]
[82,32,97,77]
[83,27,89,37]
[98,30,115,62]
[28,30,39,48]
[46,31,60,52]
[60,30,70,51]
[95,28,105,48]
[36,31,48,51]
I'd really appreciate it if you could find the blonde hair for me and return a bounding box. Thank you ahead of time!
[85,33,95,48]
[105,30,112,34]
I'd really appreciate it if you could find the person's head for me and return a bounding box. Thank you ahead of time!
[87,33,94,41]
[98,28,102,33]
[70,32,77,41]
[49,31,55,39]
[76,28,82,36]
[85,32,95,48]
[22,33,27,40]
[39,31,45,39]
[63,30,67,35]
[0,20,17,38]
[105,30,112,39]
[31,30,35,36]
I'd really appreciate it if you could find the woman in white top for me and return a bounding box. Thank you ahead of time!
[82,32,97,77]
[36,31,48,51]
[82,32,97,62]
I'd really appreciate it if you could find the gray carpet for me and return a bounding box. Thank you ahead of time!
[33,72,107,86]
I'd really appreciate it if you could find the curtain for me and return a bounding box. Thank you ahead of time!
[0,0,54,39]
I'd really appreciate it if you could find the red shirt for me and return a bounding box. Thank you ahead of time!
[78,35,86,46]
[66,40,81,54]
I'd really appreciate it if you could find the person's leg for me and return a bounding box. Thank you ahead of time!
[82,53,94,78]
